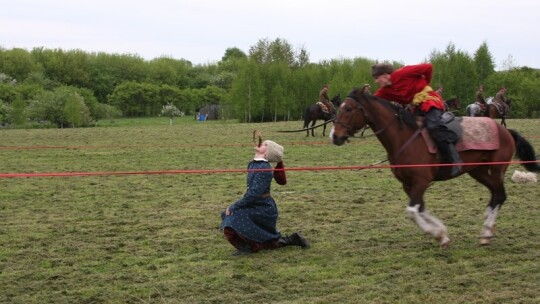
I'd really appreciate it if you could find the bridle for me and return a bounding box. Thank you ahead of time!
[334,95,399,138]
[334,94,424,160]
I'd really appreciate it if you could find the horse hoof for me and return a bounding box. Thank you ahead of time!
[479,238,491,246]
[439,236,451,249]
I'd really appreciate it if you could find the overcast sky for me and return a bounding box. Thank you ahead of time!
[1,0,538,69]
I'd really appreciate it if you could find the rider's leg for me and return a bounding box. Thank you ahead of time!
[424,108,462,176]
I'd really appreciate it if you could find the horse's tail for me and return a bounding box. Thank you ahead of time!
[508,129,540,172]
[303,107,310,129]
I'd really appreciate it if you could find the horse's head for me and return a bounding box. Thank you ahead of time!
[445,97,460,110]
[453,97,461,109]
[331,89,368,146]
[330,94,342,108]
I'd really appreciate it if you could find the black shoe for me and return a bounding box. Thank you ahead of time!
[450,165,462,177]
[446,144,463,177]
[289,232,310,248]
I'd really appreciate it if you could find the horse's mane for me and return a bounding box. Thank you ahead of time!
[330,94,341,106]
[347,88,418,130]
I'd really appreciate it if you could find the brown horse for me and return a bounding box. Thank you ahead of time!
[303,94,341,137]
[486,99,511,128]
[331,88,539,247]
[444,97,460,111]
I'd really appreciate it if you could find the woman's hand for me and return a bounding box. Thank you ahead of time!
[225,207,232,216]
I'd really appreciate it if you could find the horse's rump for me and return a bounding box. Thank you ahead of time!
[420,117,500,153]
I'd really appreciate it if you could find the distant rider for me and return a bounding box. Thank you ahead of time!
[493,87,509,118]
[475,85,487,113]
[318,84,333,114]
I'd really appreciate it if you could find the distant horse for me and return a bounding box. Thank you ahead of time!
[444,97,460,111]
[466,98,512,127]
[303,94,342,137]
[331,88,539,247]
[465,103,484,117]
[486,99,512,128]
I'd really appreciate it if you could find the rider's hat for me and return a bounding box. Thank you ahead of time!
[371,63,394,78]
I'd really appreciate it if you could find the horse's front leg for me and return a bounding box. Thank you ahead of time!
[403,183,451,248]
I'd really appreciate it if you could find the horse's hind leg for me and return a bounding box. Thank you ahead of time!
[404,183,451,247]
[468,165,507,245]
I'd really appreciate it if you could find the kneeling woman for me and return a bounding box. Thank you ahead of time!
[220,139,309,256]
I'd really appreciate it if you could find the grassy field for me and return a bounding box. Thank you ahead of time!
[1,117,539,303]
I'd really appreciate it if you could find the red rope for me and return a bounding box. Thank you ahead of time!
[1,160,538,178]
[2,135,539,151]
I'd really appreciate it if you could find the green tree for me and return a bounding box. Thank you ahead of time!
[484,68,540,118]
[0,100,7,123]
[186,65,212,89]
[294,46,310,69]
[85,52,148,103]
[11,98,27,125]
[0,83,20,104]
[474,41,496,84]
[22,71,58,90]
[108,81,161,116]
[0,48,37,82]
[64,94,84,127]
[26,86,92,127]
[92,103,122,123]
[430,43,478,111]
[230,59,264,122]
[249,38,302,66]
[31,48,90,87]
[145,56,191,87]
[221,47,247,62]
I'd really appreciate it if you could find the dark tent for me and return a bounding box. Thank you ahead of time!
[197,104,222,120]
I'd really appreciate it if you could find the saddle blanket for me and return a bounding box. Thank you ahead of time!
[421,117,500,154]
[317,102,331,114]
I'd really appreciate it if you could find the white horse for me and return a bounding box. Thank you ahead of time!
[466,97,493,117]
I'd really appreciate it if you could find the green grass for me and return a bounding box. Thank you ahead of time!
[0,119,539,303]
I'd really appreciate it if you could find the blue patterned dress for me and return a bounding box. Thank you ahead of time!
[220,160,281,243]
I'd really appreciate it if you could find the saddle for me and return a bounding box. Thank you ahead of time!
[418,116,500,154]
[492,102,507,116]
[317,101,332,114]
[474,101,487,112]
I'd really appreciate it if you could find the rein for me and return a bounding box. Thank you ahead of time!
[338,94,423,160]
[336,96,399,138]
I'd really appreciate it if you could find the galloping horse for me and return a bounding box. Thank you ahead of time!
[466,99,512,127]
[444,97,460,111]
[303,94,341,137]
[331,88,539,247]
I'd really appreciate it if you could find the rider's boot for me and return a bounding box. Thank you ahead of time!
[446,143,463,177]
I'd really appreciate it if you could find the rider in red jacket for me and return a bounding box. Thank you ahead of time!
[372,63,462,176]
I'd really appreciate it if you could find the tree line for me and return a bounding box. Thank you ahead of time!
[1,39,539,127]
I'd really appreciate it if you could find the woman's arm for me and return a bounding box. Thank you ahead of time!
[228,170,272,213]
